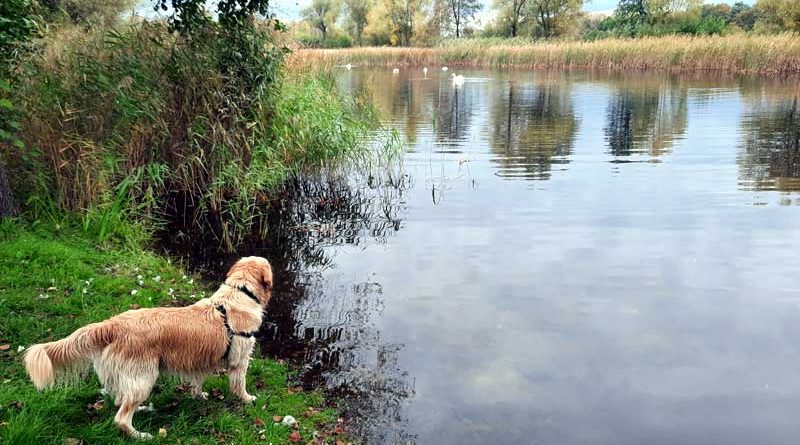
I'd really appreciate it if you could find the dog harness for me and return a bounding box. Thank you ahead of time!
[215,286,261,360]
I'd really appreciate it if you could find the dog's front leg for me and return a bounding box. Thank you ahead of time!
[187,375,208,400]
[229,361,256,402]
[228,337,256,402]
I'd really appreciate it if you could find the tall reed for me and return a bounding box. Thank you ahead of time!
[8,24,379,249]
[288,34,800,75]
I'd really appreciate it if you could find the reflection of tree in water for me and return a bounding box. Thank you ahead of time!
[605,82,688,158]
[435,85,476,146]
[489,81,578,180]
[739,98,800,193]
[162,169,416,442]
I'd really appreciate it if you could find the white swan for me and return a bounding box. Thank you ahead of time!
[451,73,465,86]
[422,67,428,76]
[392,67,400,74]
[441,66,449,72]
[345,63,352,70]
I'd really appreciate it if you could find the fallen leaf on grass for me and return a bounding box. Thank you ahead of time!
[130,303,141,309]
[0,344,10,351]
[253,418,265,427]
[272,415,284,422]
[288,431,301,443]
[63,438,83,445]
[287,386,303,394]
[7,401,23,410]
[158,427,167,438]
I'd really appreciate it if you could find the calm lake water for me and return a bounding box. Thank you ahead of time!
[183,68,800,444]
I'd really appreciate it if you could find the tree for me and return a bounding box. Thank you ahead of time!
[615,0,701,24]
[365,0,420,46]
[152,0,273,32]
[529,0,583,39]
[343,0,370,45]
[493,0,529,37]
[302,0,341,42]
[36,0,138,26]
[434,0,481,38]
[728,2,756,30]
[617,0,648,24]
[754,0,800,32]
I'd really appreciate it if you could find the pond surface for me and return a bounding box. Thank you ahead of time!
[182,69,800,444]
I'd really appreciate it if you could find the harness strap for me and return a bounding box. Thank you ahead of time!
[215,304,257,360]
[237,286,261,305]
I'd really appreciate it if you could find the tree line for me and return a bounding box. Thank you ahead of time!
[295,0,800,47]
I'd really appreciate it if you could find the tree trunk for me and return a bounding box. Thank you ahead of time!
[0,159,18,218]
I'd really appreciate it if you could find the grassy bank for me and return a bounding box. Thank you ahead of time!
[0,220,349,444]
[288,34,800,75]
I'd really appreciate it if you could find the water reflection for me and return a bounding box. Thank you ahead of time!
[163,169,416,441]
[489,80,578,180]
[433,86,476,147]
[165,68,800,445]
[605,79,688,158]
[739,98,800,194]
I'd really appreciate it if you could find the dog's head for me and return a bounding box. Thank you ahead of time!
[226,256,273,304]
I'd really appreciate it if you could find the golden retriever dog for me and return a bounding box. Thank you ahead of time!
[23,256,273,440]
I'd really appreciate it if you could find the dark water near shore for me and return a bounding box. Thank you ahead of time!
[177,69,800,444]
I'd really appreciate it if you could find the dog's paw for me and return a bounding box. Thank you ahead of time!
[131,431,153,441]
[241,394,257,403]
[136,403,155,413]
[193,391,209,400]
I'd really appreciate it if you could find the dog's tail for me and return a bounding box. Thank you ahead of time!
[24,322,117,390]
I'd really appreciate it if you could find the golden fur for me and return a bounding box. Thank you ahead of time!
[24,256,273,440]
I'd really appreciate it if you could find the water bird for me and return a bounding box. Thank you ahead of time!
[345,63,352,70]
[451,73,465,86]
[441,66,449,72]
[423,67,428,77]
[392,67,400,74]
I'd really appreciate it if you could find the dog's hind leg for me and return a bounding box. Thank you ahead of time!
[115,396,153,440]
[113,361,158,440]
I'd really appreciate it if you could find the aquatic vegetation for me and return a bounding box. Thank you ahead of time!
[288,34,800,75]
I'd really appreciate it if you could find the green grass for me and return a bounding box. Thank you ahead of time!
[0,220,346,444]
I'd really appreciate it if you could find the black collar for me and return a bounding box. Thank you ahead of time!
[237,285,261,305]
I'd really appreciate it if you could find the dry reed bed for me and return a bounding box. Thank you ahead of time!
[288,34,800,75]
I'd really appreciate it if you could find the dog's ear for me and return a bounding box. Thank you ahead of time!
[229,257,273,293]
[260,261,273,292]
